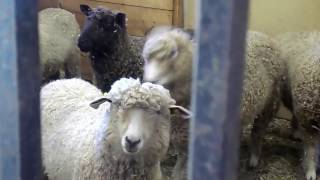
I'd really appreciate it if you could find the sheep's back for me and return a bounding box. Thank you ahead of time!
[241,31,281,126]
[276,32,320,122]
[41,78,108,179]
[39,8,80,71]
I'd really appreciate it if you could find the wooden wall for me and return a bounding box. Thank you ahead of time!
[38,0,59,10]
[184,0,195,29]
[184,0,320,36]
[38,0,183,81]
[249,0,320,36]
[59,0,183,36]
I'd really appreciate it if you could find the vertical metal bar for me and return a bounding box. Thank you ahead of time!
[0,0,41,179]
[0,0,20,179]
[15,0,42,179]
[188,0,249,180]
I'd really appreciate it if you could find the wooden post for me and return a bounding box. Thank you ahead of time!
[173,0,184,27]
[0,0,42,179]
[188,0,249,180]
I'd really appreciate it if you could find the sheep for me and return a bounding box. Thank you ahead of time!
[39,8,80,84]
[142,27,284,179]
[41,77,191,180]
[77,4,144,92]
[276,31,320,180]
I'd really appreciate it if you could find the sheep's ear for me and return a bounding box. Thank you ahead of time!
[115,12,126,28]
[80,4,92,16]
[90,98,112,109]
[169,48,179,59]
[169,105,192,119]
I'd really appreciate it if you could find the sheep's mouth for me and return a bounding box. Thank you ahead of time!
[144,76,172,86]
[123,147,139,154]
[147,79,161,84]
[78,43,91,53]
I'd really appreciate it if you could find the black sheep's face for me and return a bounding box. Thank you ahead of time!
[78,4,127,53]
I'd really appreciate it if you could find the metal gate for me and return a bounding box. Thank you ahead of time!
[0,0,248,179]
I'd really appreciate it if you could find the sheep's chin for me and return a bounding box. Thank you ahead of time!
[122,147,139,155]
[143,61,175,85]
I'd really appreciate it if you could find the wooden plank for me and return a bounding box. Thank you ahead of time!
[0,1,20,179]
[15,0,42,179]
[188,0,249,180]
[63,0,172,36]
[93,0,173,10]
[38,0,59,11]
[80,53,93,81]
[173,0,183,27]
[183,0,196,28]
[75,12,85,27]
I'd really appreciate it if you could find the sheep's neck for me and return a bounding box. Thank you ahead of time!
[102,155,161,180]
[92,32,129,58]
[167,77,191,108]
[89,31,143,92]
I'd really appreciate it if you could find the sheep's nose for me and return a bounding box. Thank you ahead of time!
[125,136,141,149]
[77,38,86,45]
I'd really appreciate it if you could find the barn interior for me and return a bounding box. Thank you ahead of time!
[1,0,320,179]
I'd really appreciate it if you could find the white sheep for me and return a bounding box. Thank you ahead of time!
[276,31,320,180]
[39,8,80,84]
[142,27,284,179]
[41,78,190,180]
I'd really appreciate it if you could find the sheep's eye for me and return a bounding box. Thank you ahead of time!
[168,49,178,59]
[87,16,94,21]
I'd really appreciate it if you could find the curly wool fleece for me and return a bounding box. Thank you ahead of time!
[107,78,176,111]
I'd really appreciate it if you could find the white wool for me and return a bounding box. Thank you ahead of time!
[42,78,174,180]
[39,8,80,82]
[106,77,175,107]
[276,31,320,180]
[106,77,141,102]
[141,82,176,106]
[143,28,284,180]
[41,78,107,180]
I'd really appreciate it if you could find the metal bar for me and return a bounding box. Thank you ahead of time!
[15,0,42,179]
[0,0,41,179]
[188,0,249,180]
[0,0,20,179]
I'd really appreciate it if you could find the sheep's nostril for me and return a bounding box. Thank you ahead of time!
[125,136,141,148]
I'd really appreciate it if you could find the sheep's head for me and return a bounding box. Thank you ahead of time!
[90,78,191,155]
[143,27,194,86]
[78,4,126,53]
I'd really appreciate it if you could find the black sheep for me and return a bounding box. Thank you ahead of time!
[78,4,144,92]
